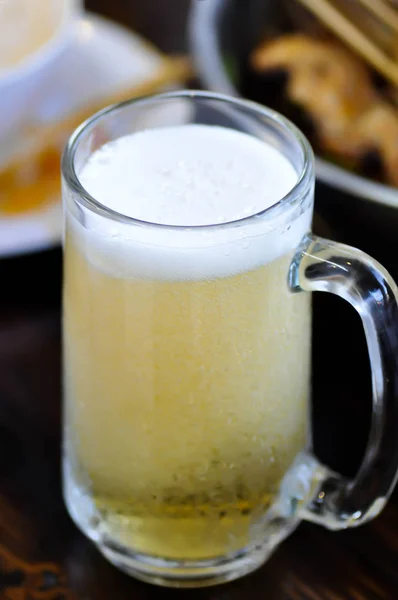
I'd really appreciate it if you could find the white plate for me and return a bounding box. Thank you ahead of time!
[0,13,165,258]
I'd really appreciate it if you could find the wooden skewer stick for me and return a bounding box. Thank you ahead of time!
[297,0,398,85]
[356,0,398,34]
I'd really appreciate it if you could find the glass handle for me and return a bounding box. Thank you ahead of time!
[290,234,398,529]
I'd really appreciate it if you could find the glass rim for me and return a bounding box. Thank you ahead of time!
[61,89,314,231]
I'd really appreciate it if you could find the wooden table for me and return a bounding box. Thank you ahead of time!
[1,2,398,598]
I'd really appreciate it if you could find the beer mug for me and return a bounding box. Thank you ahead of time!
[62,91,398,588]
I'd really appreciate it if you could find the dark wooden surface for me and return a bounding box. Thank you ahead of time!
[1,2,398,599]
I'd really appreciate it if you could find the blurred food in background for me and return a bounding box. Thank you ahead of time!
[251,34,398,187]
[246,0,398,187]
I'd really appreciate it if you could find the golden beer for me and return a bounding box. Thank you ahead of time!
[64,227,310,560]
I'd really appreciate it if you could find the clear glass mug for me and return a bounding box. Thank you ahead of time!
[61,91,398,588]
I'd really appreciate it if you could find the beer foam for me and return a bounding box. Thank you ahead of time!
[73,125,313,280]
[80,125,298,226]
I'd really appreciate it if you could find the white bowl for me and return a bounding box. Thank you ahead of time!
[0,0,82,142]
